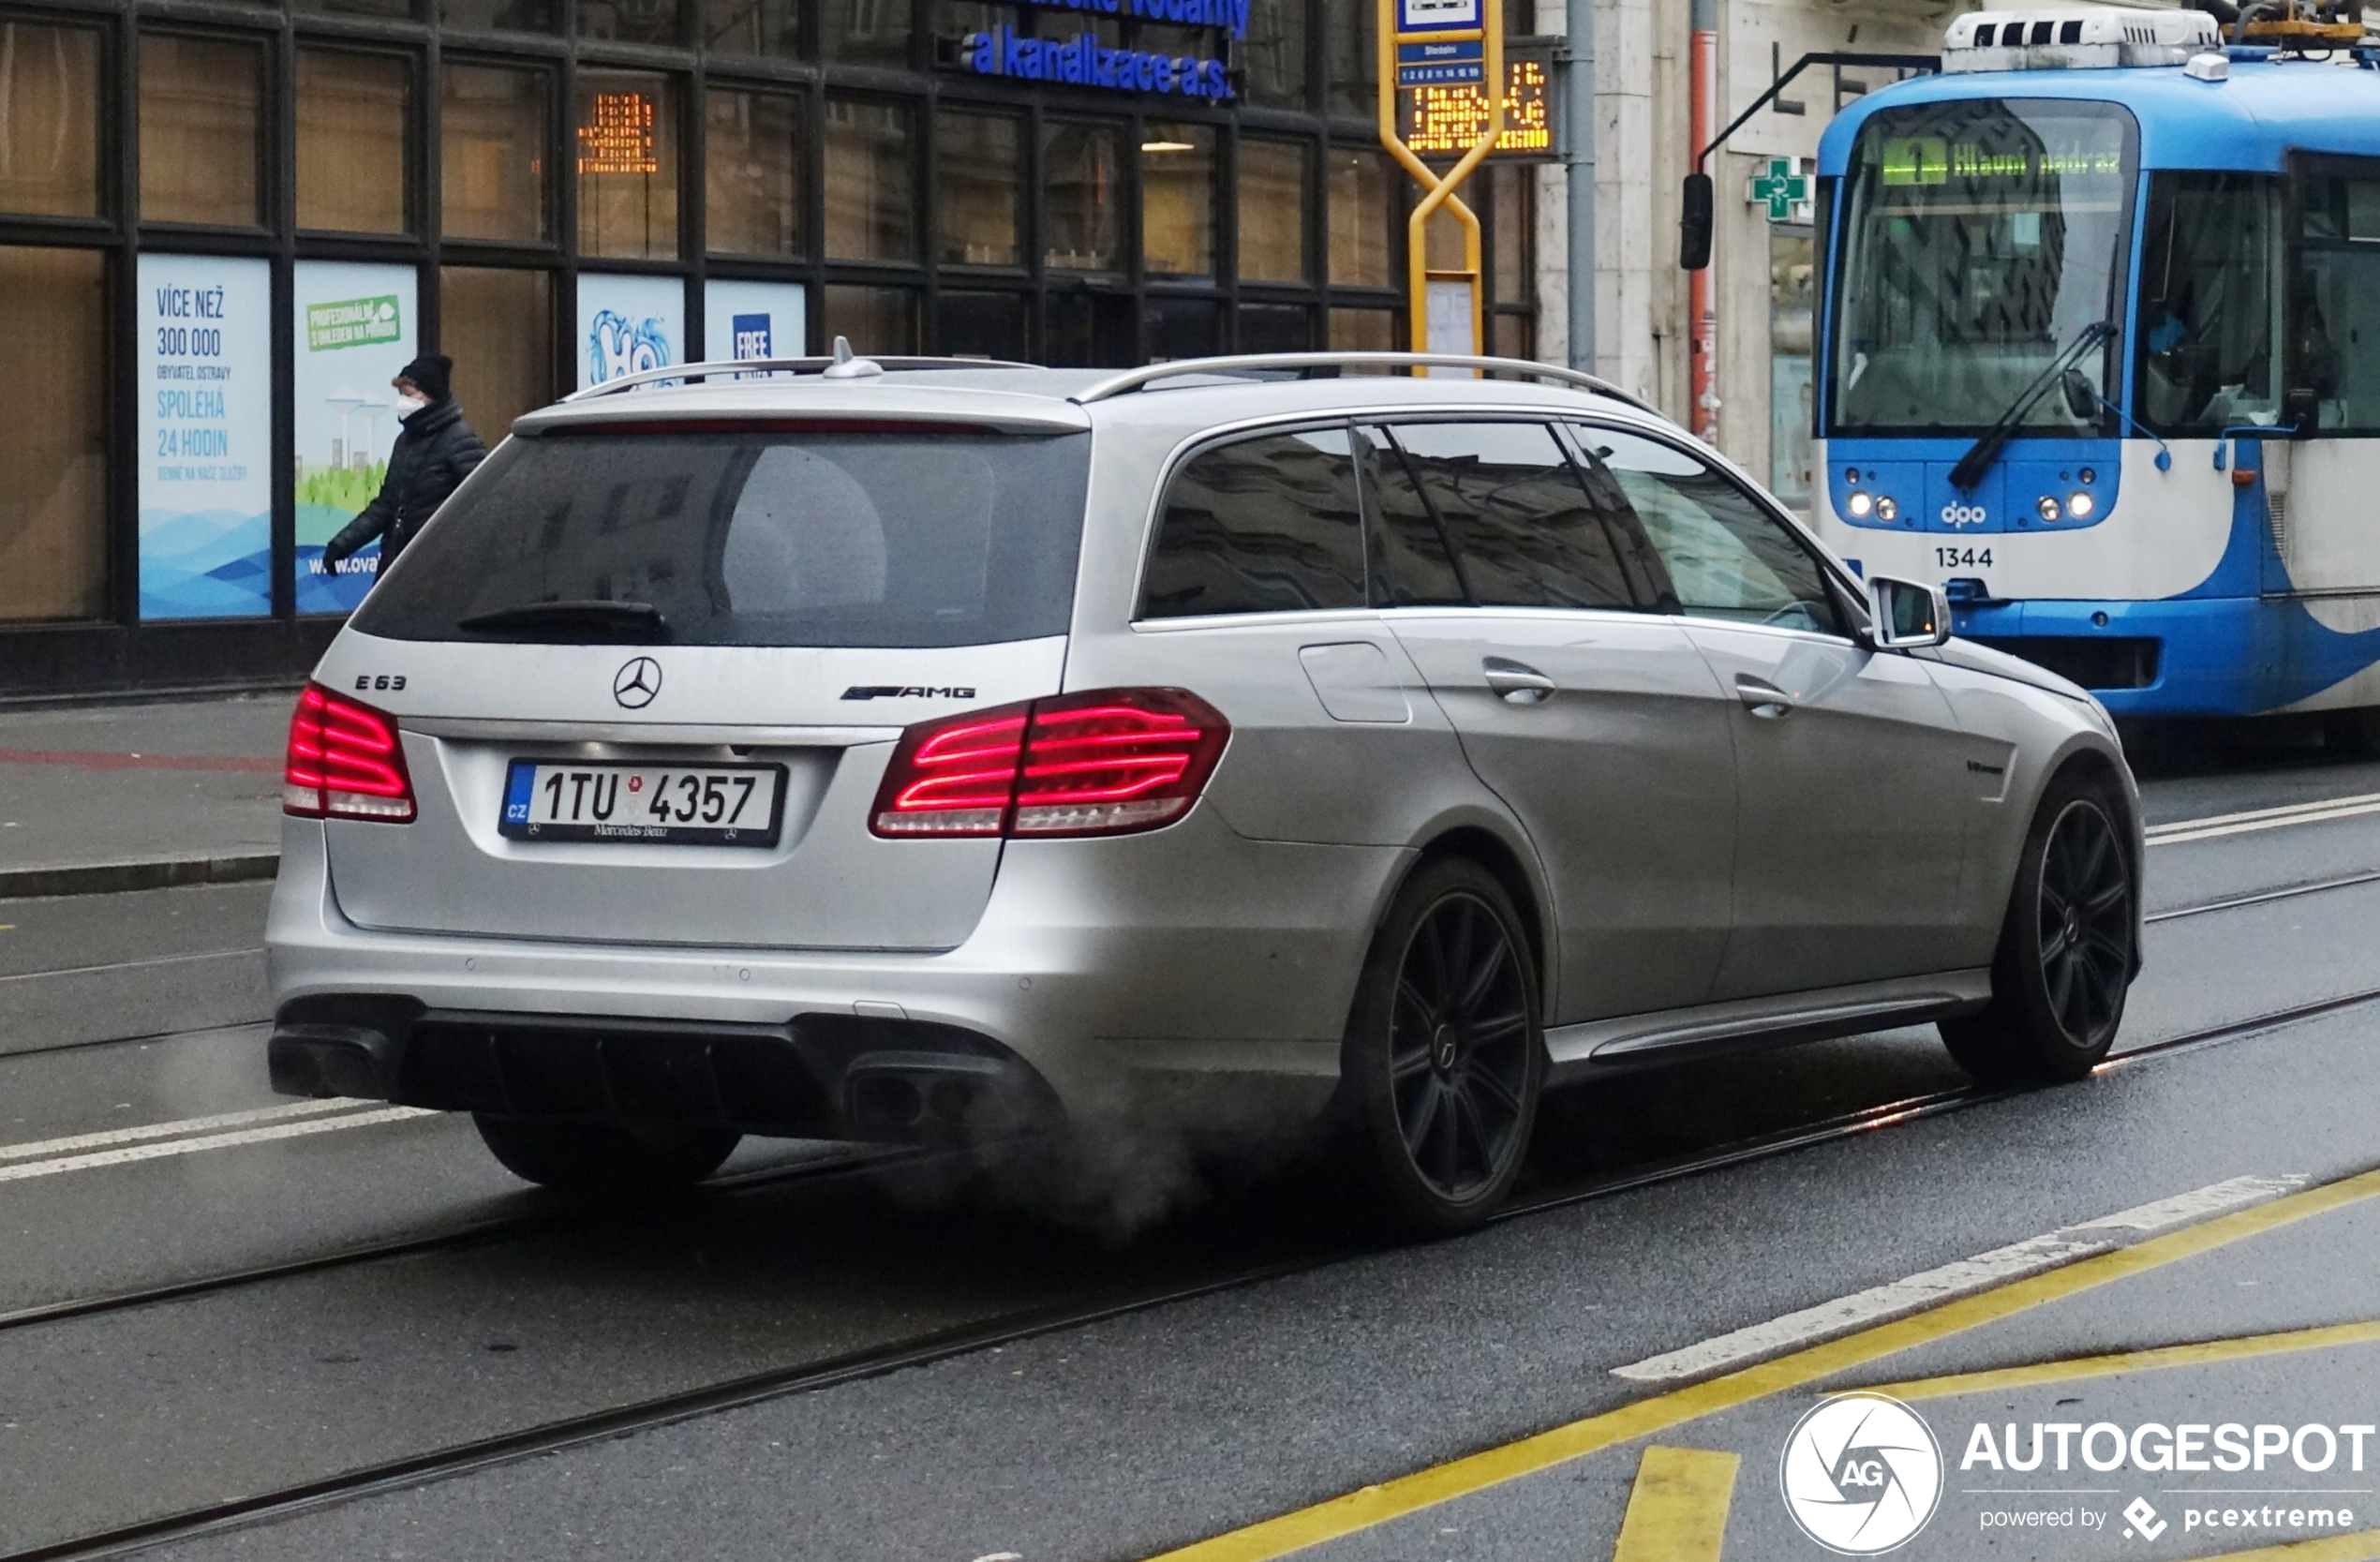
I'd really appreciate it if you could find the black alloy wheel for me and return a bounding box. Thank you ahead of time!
[1941,772,2136,1083]
[1344,856,1544,1233]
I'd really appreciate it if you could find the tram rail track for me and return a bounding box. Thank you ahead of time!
[7,978,2379,1562]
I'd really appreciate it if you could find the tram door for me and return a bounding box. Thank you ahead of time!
[2277,158,2380,602]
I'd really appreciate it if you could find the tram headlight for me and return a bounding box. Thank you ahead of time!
[1847,491,1874,518]
[2068,490,2096,519]
[1875,496,1899,522]
[2037,495,2063,523]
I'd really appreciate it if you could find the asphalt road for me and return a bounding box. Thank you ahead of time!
[3,751,2379,1562]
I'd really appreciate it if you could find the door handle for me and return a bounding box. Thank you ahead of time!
[1483,658,1556,706]
[1735,673,1794,719]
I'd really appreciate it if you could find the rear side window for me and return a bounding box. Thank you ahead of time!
[1377,421,1633,610]
[1357,426,1466,607]
[1139,426,1367,618]
[351,428,1091,647]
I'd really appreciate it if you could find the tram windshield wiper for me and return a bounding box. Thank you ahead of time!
[1948,320,2117,493]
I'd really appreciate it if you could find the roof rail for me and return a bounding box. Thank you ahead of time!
[561,351,1044,402]
[1069,352,1652,412]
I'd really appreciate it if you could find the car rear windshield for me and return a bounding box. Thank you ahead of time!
[350,426,1092,647]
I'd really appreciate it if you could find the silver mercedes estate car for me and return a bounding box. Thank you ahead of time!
[267,349,2142,1231]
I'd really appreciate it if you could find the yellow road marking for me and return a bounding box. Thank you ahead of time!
[2193,1529,2380,1561]
[1611,1447,1738,1562]
[1145,1164,2380,1562]
[1869,1317,2380,1403]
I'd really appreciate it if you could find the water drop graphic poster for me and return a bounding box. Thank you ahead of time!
[291,262,418,614]
[138,255,272,620]
[577,273,682,391]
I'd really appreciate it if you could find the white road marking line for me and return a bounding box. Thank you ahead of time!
[0,1097,376,1162]
[2147,792,2380,846]
[0,1106,439,1183]
[0,947,260,986]
[1612,1173,2309,1384]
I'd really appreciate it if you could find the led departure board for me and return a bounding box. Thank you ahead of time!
[578,92,660,176]
[1406,52,1553,158]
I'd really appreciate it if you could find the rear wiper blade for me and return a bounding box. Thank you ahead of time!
[1948,320,2116,493]
[455,600,670,640]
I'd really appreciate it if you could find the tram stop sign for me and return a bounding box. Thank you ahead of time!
[1750,157,1815,224]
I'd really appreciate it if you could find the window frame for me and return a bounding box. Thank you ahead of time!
[2286,151,2380,437]
[1131,414,1375,626]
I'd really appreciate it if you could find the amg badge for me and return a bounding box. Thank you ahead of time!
[841,685,977,701]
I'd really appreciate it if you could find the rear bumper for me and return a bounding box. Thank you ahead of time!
[266,805,1407,1137]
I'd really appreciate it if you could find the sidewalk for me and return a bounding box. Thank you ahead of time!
[0,693,293,898]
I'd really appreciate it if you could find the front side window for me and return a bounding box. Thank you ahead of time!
[2135,172,2280,434]
[1140,428,1366,618]
[1377,421,1632,611]
[1831,97,2135,435]
[1584,427,1843,636]
[2292,159,2380,433]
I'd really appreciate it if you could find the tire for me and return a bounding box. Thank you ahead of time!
[1940,771,2137,1083]
[1340,855,1545,1235]
[472,1115,741,1194]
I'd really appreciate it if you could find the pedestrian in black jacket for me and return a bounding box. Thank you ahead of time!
[320,354,487,577]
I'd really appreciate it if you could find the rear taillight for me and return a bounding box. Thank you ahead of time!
[283,684,416,823]
[870,688,1228,840]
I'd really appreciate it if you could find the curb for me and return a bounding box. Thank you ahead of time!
[0,853,281,900]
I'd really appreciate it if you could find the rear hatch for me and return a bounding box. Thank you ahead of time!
[319,403,1091,951]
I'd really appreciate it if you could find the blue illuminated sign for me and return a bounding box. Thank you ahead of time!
[960,25,1233,97]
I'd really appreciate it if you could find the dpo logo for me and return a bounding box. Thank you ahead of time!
[1780,1392,1943,1555]
[1941,502,1989,528]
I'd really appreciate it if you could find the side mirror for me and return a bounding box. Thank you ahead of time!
[2284,386,2320,437]
[1867,574,1953,649]
[1679,173,1714,272]
[2060,367,2098,423]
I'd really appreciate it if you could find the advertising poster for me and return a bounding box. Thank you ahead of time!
[577,273,683,391]
[137,255,272,620]
[290,262,418,613]
[702,279,807,373]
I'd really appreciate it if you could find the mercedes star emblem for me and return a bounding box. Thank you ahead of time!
[613,656,662,709]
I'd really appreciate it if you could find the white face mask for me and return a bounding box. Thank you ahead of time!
[395,392,430,416]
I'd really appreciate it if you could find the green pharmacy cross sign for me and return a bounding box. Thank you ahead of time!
[1749,157,1813,224]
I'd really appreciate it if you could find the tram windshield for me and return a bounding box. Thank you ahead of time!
[1830,98,2136,436]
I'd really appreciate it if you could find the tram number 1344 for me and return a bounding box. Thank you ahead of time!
[1933,546,1993,569]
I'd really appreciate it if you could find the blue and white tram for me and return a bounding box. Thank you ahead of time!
[1814,8,2380,733]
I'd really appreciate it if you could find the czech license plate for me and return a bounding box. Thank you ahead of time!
[499,761,786,847]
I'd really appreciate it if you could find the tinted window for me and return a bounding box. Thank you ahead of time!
[1356,425,1465,605]
[1584,427,1844,635]
[1140,426,1365,617]
[1382,421,1631,610]
[353,429,1090,647]
[2135,171,2279,434]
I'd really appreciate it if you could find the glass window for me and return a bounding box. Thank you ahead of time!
[2134,173,2278,435]
[442,0,558,33]
[1330,306,1394,350]
[0,23,99,218]
[443,65,549,244]
[1045,290,1134,366]
[440,266,553,443]
[1585,427,1841,633]
[937,110,1019,267]
[1142,124,1214,279]
[821,0,914,65]
[1487,313,1533,361]
[579,0,684,44]
[706,89,800,257]
[1242,0,1308,108]
[1831,97,2136,435]
[1770,229,1816,508]
[1142,428,1365,617]
[825,284,918,352]
[1147,295,1217,360]
[576,73,679,260]
[0,246,105,622]
[1240,139,1310,284]
[704,0,796,55]
[1329,146,1393,288]
[936,290,1025,358]
[140,34,263,228]
[1490,162,1529,304]
[1045,122,1121,274]
[1382,422,1632,610]
[1323,0,1375,118]
[292,0,414,19]
[1356,425,1463,606]
[826,97,915,262]
[1240,303,1312,352]
[352,429,1091,648]
[298,51,410,235]
[2287,163,2380,432]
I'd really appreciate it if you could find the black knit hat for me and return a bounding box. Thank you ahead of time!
[398,353,453,401]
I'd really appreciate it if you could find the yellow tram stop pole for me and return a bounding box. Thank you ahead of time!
[1378,0,1504,367]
